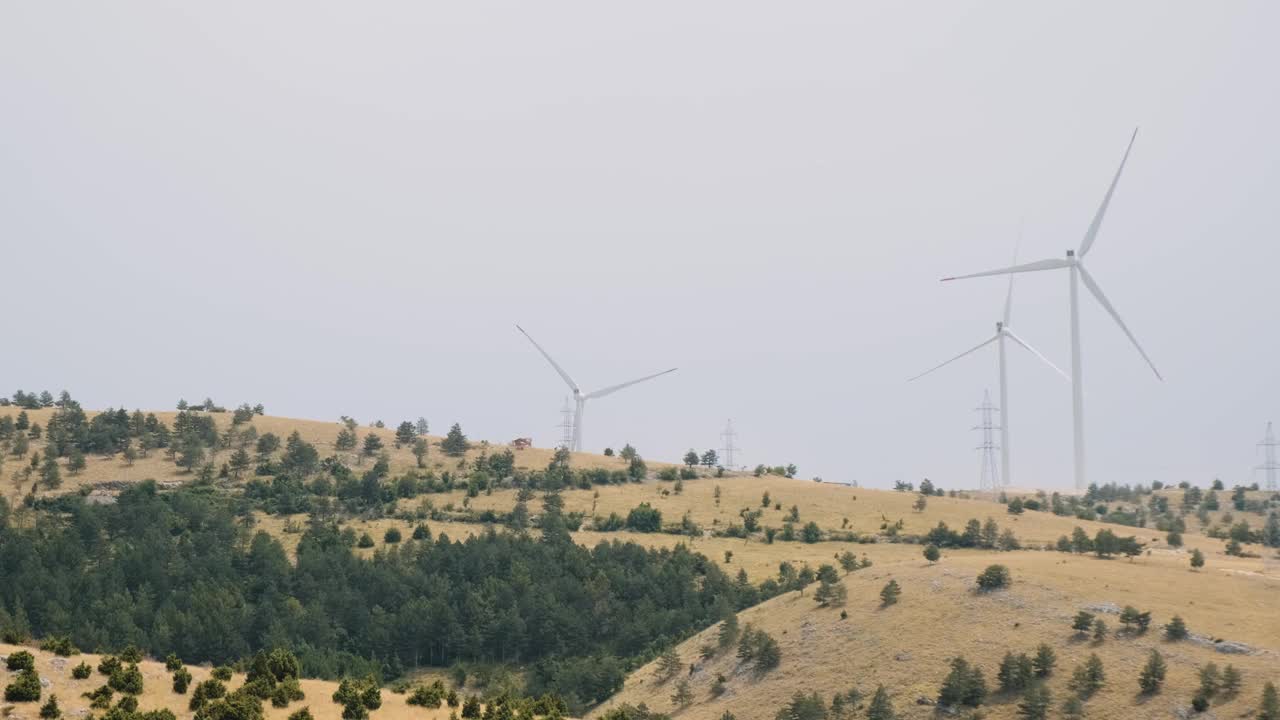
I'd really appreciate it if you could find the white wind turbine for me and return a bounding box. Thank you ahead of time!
[942,128,1162,490]
[909,244,1067,488]
[517,325,677,452]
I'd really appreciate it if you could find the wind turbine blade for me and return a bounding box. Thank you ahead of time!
[1077,265,1162,380]
[906,335,999,382]
[1079,127,1138,257]
[1003,232,1021,325]
[585,368,678,400]
[1003,328,1069,381]
[942,258,1071,282]
[516,325,580,392]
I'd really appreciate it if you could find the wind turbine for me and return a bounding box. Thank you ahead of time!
[909,244,1067,488]
[942,128,1162,490]
[517,325,677,452]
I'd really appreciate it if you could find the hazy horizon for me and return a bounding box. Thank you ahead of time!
[3,2,1279,490]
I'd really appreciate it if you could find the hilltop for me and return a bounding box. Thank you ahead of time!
[2,400,1278,720]
[0,405,656,503]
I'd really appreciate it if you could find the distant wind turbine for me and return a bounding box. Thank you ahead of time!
[517,325,677,452]
[942,128,1162,490]
[909,242,1067,488]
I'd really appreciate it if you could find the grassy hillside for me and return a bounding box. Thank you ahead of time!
[0,406,659,503]
[5,404,1277,720]
[0,644,464,720]
[594,549,1280,719]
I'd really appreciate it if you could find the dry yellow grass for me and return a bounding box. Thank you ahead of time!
[594,547,1280,720]
[251,513,927,582]
[8,406,1279,720]
[0,643,469,720]
[439,473,1268,557]
[0,407,663,503]
[248,466,1278,590]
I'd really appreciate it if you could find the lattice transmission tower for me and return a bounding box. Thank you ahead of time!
[719,420,739,470]
[1257,421,1279,491]
[973,390,1002,491]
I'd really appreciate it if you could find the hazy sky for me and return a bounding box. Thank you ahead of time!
[3,3,1278,490]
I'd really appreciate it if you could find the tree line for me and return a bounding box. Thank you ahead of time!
[0,481,767,713]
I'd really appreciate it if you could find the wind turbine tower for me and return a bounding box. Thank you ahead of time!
[943,128,1162,490]
[558,398,574,450]
[517,325,677,452]
[974,390,1001,491]
[1258,422,1279,491]
[910,242,1067,488]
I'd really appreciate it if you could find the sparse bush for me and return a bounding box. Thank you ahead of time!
[83,685,113,709]
[1033,644,1056,677]
[814,578,847,607]
[1068,655,1105,697]
[997,652,1035,693]
[879,579,901,606]
[189,679,227,711]
[72,662,92,680]
[1017,685,1051,720]
[356,533,375,548]
[976,564,1011,591]
[109,663,144,695]
[671,678,692,706]
[406,680,447,708]
[97,656,121,677]
[1259,682,1279,720]
[1071,611,1095,634]
[442,423,470,456]
[40,637,79,657]
[656,647,682,683]
[1222,665,1242,695]
[6,650,35,671]
[625,503,662,533]
[5,668,42,702]
[736,625,781,671]
[332,675,381,720]
[1119,606,1152,634]
[802,521,822,544]
[1138,650,1166,694]
[39,694,61,719]
[866,685,896,720]
[1164,615,1188,640]
[1198,662,1221,700]
[937,656,987,708]
[173,668,193,694]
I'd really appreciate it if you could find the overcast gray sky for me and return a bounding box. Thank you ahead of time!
[3,2,1278,490]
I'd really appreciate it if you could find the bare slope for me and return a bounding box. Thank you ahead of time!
[594,549,1280,720]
